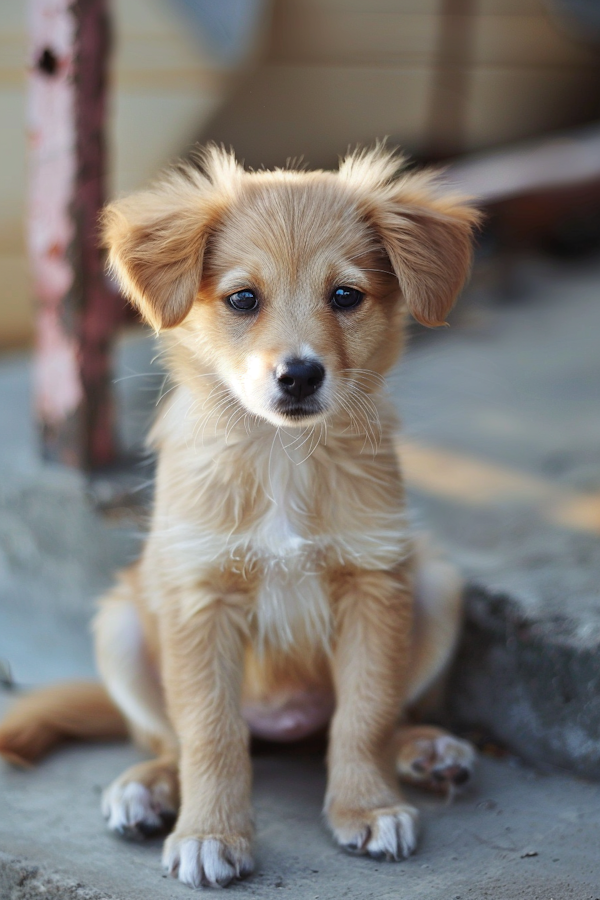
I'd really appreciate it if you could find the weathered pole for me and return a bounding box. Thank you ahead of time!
[28,0,119,469]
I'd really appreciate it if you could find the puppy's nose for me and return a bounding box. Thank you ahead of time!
[276,358,325,402]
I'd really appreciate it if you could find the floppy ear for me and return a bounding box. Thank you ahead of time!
[102,147,238,331]
[339,148,481,327]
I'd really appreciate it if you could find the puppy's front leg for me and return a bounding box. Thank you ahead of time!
[326,566,419,860]
[160,587,253,888]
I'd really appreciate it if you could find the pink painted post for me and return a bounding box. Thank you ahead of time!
[28,0,119,469]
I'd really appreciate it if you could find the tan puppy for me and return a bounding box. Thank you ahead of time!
[0,146,479,888]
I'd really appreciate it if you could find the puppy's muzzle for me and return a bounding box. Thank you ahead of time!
[275,358,325,403]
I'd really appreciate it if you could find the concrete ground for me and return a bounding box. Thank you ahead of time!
[3,700,600,900]
[2,254,600,897]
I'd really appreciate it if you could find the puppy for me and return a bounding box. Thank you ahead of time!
[0,146,479,888]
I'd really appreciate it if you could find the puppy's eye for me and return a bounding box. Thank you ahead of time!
[331,286,364,310]
[227,289,259,312]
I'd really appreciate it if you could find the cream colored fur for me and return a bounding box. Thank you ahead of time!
[0,145,480,889]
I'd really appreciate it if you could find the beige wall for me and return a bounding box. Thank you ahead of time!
[206,0,600,168]
[0,2,29,347]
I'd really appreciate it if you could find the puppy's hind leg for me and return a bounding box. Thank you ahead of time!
[394,724,476,793]
[399,540,477,794]
[94,576,179,839]
[101,753,180,839]
[405,538,464,708]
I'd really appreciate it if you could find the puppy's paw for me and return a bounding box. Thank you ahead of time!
[329,803,419,861]
[163,832,254,888]
[102,768,178,839]
[396,730,477,793]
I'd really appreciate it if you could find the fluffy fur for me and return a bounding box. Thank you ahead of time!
[0,145,480,888]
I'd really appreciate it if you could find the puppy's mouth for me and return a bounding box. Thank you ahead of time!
[272,397,326,422]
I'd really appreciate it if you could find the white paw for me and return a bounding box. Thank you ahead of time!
[102,779,176,839]
[401,735,477,791]
[163,833,254,888]
[334,804,419,861]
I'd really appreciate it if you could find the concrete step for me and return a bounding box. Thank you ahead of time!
[415,492,600,779]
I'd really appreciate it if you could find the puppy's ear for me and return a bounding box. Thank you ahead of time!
[103,147,239,331]
[340,147,481,327]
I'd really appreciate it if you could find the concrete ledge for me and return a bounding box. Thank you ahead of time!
[0,466,142,686]
[0,466,141,619]
[449,580,600,779]
[412,493,600,778]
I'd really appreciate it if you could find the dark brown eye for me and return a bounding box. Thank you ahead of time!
[227,289,258,312]
[331,286,364,310]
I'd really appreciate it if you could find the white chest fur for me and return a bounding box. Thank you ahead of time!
[250,443,331,653]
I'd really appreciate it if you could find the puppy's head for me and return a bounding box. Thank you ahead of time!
[104,146,479,428]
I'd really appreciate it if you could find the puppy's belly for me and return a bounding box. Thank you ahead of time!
[244,557,334,741]
[242,686,334,742]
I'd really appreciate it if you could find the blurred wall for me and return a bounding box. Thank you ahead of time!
[0,2,28,348]
[0,0,598,346]
[205,0,600,167]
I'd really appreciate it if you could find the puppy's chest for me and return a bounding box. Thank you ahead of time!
[163,438,408,650]
[250,451,317,562]
[245,452,332,652]
[246,444,398,565]
[178,436,408,571]
[244,448,406,651]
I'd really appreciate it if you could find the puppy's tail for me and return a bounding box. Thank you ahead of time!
[0,682,127,766]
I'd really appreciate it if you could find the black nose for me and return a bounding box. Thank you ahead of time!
[276,358,325,402]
